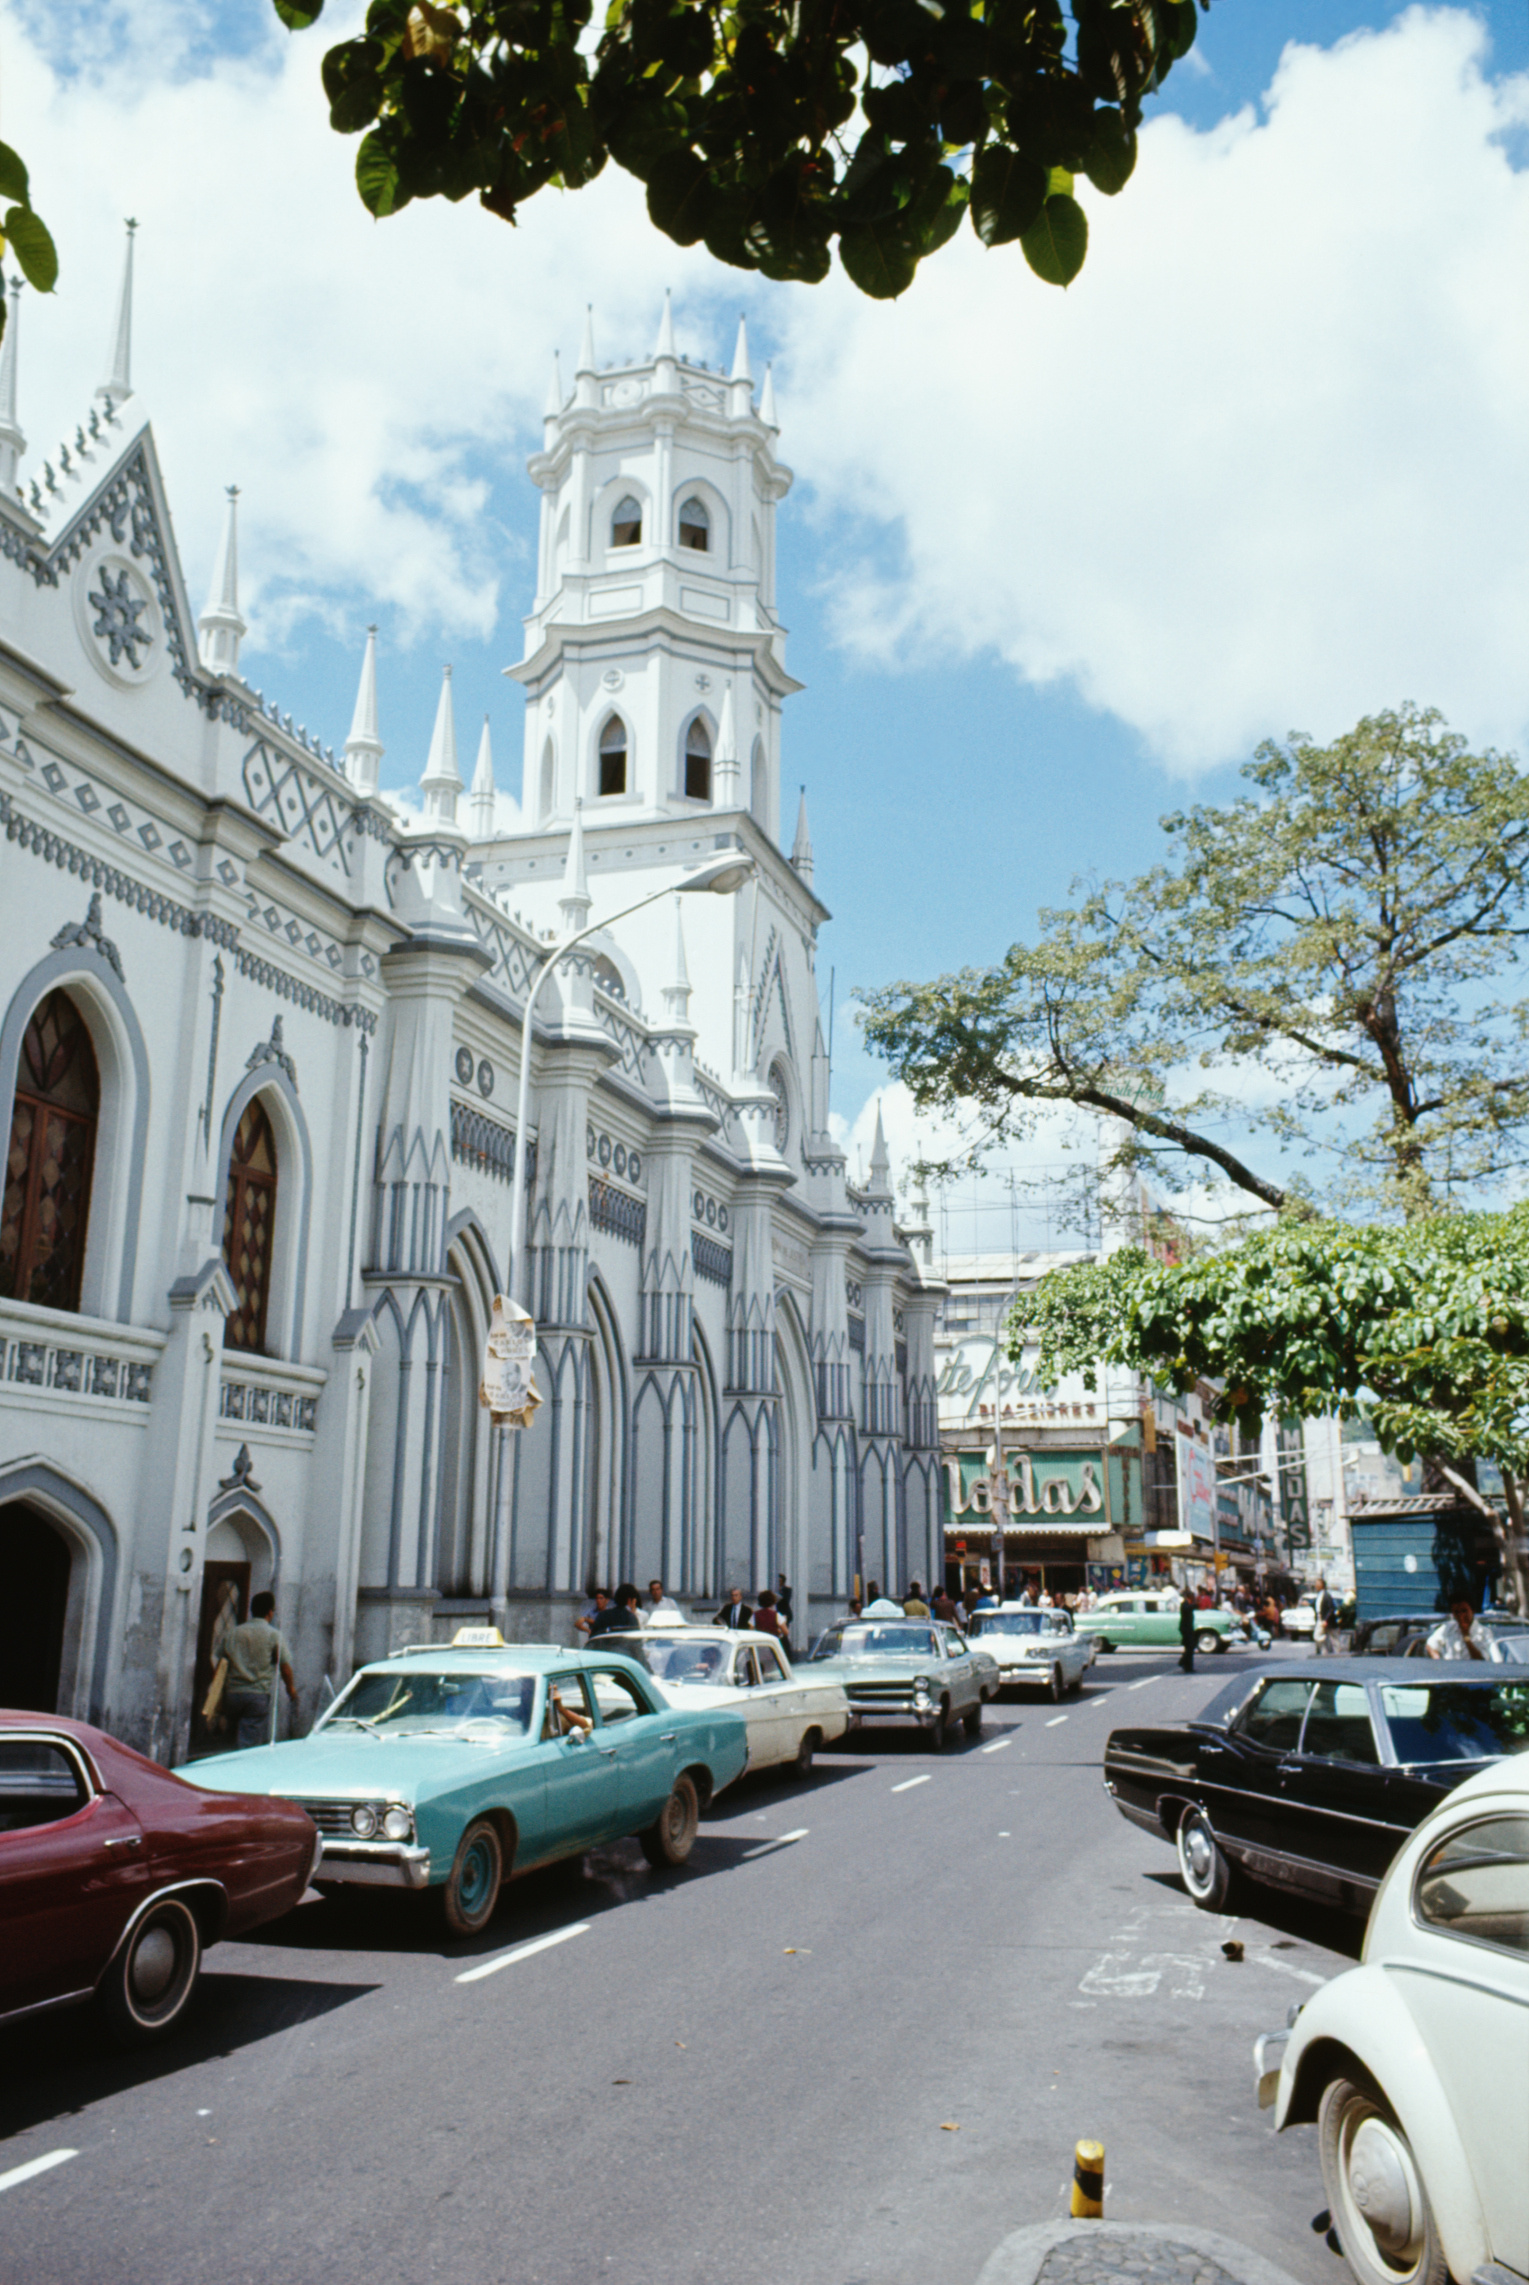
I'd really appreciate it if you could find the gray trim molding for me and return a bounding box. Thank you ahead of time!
[0,940,151,1320]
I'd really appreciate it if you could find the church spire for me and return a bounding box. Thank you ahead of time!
[790,785,813,884]
[97,218,137,409]
[759,360,778,431]
[655,288,677,363]
[730,315,751,383]
[344,626,384,794]
[577,303,597,373]
[0,282,24,493]
[660,895,692,1027]
[559,797,592,931]
[420,665,462,826]
[469,715,496,840]
[867,1101,893,1198]
[197,486,246,677]
[728,313,753,416]
[543,349,563,421]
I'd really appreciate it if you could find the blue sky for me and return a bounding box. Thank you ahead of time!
[13,1,1529,1226]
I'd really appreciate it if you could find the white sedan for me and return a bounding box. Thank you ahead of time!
[967,1606,1093,1699]
[614,1627,852,1775]
[1258,1754,1529,2285]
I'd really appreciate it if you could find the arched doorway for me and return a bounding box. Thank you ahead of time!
[0,1502,72,1710]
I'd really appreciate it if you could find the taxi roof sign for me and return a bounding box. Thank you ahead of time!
[450,1625,507,1648]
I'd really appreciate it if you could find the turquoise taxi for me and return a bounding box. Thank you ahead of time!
[182,1633,748,1934]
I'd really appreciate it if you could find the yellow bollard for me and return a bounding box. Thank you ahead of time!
[1070,2139,1105,2219]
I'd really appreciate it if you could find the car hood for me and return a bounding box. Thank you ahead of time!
[804,1657,943,1683]
[180,1731,520,1802]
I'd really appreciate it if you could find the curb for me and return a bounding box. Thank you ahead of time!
[976,2221,1309,2285]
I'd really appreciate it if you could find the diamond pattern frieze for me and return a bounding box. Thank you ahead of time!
[241,738,353,877]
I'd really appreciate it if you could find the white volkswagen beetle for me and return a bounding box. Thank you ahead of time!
[603,1627,852,1775]
[1257,1753,1529,2285]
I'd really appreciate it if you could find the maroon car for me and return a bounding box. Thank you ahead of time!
[0,1709,320,2045]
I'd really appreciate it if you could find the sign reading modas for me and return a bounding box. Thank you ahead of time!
[944,1449,1106,1522]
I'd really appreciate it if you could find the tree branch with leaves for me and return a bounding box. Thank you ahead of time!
[270,0,1205,298]
[0,141,58,335]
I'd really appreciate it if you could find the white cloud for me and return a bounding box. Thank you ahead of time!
[779,6,1529,772]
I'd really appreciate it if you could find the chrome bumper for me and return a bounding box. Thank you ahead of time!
[315,1842,432,1890]
[1254,2028,1290,2110]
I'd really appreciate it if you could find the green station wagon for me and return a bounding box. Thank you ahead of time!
[1074,1592,1244,1657]
[184,1639,748,1934]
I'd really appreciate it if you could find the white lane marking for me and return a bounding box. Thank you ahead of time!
[891,1774,932,1793]
[0,2151,77,2196]
[1128,1677,1159,1690]
[742,1827,809,1860]
[1254,1950,1327,1989]
[454,1921,590,1985]
[980,1737,1012,1754]
[1045,1715,1068,1727]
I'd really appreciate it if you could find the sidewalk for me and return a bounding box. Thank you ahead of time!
[977,2221,1308,2285]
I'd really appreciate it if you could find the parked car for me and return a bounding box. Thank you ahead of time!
[1074,1591,1244,1656]
[1282,1597,1320,1639]
[1257,1755,1529,2285]
[1349,1611,1529,1663]
[804,1619,996,1746]
[1,1710,319,2045]
[183,1638,747,1934]
[1102,1658,1529,1917]
[602,1626,850,1773]
[966,1605,1093,1699]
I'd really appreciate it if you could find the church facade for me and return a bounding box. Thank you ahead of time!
[0,247,942,1763]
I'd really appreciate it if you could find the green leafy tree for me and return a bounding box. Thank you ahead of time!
[1029,1211,1529,1610]
[269,0,1204,299]
[0,140,58,334]
[862,706,1529,1224]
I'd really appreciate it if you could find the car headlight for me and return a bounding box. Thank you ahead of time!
[382,1805,413,1843]
[350,1804,379,1838]
[913,1674,932,1697]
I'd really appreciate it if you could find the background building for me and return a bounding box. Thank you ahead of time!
[0,254,942,1759]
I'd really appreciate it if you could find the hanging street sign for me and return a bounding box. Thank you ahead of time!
[479,1295,542,1430]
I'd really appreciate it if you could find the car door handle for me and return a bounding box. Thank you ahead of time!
[102,1834,141,1850]
[599,1746,618,1761]
[659,1732,678,1742]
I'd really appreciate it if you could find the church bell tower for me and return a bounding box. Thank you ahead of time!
[511,296,798,844]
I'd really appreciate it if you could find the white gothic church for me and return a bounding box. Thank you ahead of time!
[0,233,943,1762]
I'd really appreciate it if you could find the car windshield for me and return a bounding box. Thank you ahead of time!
[809,1624,940,1661]
[322,1668,536,1737]
[640,1640,734,1684]
[1379,1679,1529,1764]
[974,1612,1051,1637]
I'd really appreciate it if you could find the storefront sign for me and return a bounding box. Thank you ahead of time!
[1176,1425,1218,1542]
[944,1449,1106,1521]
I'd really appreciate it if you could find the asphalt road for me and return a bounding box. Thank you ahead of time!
[0,1645,1359,2285]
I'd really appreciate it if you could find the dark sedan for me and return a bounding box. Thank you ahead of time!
[0,1711,320,2044]
[1103,1658,1529,1917]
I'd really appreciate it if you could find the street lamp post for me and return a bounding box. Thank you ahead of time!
[505,849,754,1311]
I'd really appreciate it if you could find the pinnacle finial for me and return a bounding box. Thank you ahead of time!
[197,484,246,676]
[469,714,496,840]
[759,360,778,431]
[0,281,25,492]
[790,784,813,885]
[577,304,597,376]
[344,627,384,795]
[655,288,676,363]
[867,1101,893,1196]
[730,314,751,384]
[559,796,592,928]
[714,683,741,807]
[420,664,462,826]
[661,894,693,1027]
[97,218,137,408]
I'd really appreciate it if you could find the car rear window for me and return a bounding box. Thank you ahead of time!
[0,1739,87,1832]
[1415,1813,1529,1956]
[1380,1681,1529,1764]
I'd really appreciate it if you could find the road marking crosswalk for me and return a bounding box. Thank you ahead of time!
[891,1774,932,1793]
[455,1921,590,1984]
[0,2151,77,2197]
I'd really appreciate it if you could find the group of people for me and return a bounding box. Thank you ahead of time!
[575,1575,797,1650]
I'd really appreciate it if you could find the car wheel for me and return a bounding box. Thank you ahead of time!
[442,1817,504,1936]
[1196,1629,1221,1656]
[1097,1638,1116,1655]
[930,1700,952,1752]
[1319,2077,1447,2285]
[641,1773,700,1867]
[795,1727,821,1775]
[1176,1807,1237,1912]
[1049,1663,1065,1703]
[99,1896,202,2046]
[962,1702,983,1739]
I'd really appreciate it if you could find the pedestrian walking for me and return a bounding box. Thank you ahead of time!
[716,1585,754,1629]
[576,1588,613,1636]
[902,1579,931,1617]
[932,1587,957,1623]
[587,1584,641,1638]
[219,1591,297,1749]
[1178,1585,1197,1675]
[1313,1577,1338,1656]
[753,1589,784,1638]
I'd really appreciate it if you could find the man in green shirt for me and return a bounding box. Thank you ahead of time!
[223,1591,298,1749]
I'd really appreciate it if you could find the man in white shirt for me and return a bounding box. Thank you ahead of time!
[646,1579,683,1623]
[1427,1599,1487,1661]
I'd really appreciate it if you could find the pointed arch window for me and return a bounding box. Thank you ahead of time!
[611,496,643,549]
[684,717,712,803]
[598,715,628,798]
[223,1097,278,1353]
[0,989,99,1313]
[678,497,710,552]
